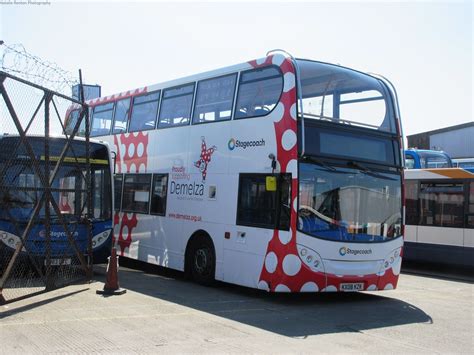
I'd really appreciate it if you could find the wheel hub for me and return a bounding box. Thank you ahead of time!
[194,248,208,274]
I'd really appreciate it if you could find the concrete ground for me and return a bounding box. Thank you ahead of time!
[0,263,473,354]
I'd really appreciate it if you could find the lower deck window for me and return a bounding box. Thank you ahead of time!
[420,183,464,228]
[468,182,474,228]
[114,174,123,211]
[150,174,168,215]
[122,174,151,213]
[405,180,419,225]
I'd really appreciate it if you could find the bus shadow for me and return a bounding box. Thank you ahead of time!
[97,260,433,338]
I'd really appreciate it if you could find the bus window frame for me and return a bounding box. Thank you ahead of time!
[157,83,196,129]
[192,73,238,125]
[91,101,115,137]
[468,181,474,228]
[405,179,420,225]
[128,91,161,133]
[234,65,284,121]
[296,58,397,134]
[150,173,169,216]
[407,178,473,229]
[121,173,153,214]
[112,97,132,135]
[113,173,124,212]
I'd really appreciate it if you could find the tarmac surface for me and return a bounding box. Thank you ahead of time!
[1,262,473,354]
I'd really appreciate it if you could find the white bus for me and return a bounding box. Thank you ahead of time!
[452,158,474,172]
[66,51,404,292]
[404,168,474,268]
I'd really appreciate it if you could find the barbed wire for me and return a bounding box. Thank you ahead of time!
[0,41,78,95]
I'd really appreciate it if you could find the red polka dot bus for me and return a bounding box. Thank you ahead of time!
[65,51,404,292]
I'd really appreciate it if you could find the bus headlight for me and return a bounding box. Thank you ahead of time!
[0,231,24,250]
[91,230,111,249]
[379,247,402,276]
[296,244,324,273]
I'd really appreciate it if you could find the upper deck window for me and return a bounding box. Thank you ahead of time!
[91,102,114,137]
[65,109,86,136]
[235,66,283,119]
[158,84,195,128]
[112,98,131,134]
[129,91,160,132]
[297,60,396,133]
[193,74,237,124]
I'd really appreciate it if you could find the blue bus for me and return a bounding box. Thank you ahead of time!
[0,135,113,269]
[405,149,453,169]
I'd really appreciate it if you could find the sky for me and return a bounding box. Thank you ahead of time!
[0,0,472,138]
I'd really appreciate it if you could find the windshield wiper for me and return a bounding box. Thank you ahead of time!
[347,161,397,181]
[302,156,337,172]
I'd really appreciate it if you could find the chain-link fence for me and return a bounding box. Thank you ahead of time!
[0,70,95,304]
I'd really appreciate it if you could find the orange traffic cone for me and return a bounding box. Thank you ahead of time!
[96,248,126,295]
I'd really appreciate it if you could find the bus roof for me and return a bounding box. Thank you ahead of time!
[83,52,383,109]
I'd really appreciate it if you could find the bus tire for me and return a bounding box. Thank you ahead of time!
[186,233,215,286]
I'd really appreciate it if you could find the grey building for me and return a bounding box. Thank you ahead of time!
[407,122,474,159]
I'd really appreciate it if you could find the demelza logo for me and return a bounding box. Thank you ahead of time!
[228,137,265,150]
[339,246,372,256]
[170,181,204,197]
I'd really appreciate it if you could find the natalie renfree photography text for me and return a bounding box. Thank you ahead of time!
[0,0,51,5]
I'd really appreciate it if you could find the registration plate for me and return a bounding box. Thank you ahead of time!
[340,282,364,292]
[45,258,71,266]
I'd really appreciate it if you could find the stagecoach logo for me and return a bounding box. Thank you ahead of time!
[228,137,265,151]
[194,136,216,181]
[339,246,372,256]
[228,138,236,150]
[39,230,79,238]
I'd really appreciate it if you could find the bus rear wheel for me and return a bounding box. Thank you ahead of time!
[189,237,215,286]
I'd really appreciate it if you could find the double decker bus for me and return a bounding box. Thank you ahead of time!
[66,51,404,292]
[404,168,474,268]
[0,135,113,269]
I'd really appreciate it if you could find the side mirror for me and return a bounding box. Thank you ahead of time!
[266,176,277,192]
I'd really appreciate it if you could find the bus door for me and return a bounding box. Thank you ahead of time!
[223,173,291,287]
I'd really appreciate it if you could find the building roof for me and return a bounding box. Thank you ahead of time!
[407,121,474,138]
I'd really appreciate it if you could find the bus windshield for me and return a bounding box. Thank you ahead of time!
[0,163,111,222]
[297,59,396,133]
[0,138,112,223]
[418,151,451,168]
[298,162,402,242]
